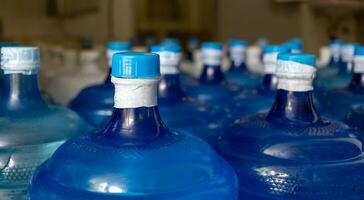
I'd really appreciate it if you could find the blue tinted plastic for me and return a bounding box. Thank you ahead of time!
[217,89,364,199]
[201,42,223,50]
[70,52,161,127]
[158,74,227,144]
[228,46,291,120]
[184,63,242,107]
[320,73,364,120]
[315,42,350,90]
[112,52,160,78]
[68,69,114,127]
[161,38,180,46]
[0,74,89,199]
[346,105,364,138]
[186,37,199,62]
[107,41,130,50]
[225,41,261,88]
[278,53,315,66]
[284,38,303,52]
[30,91,238,199]
[229,74,277,119]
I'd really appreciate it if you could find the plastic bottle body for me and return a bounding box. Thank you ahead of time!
[217,92,364,200]
[0,73,89,199]
[30,108,238,200]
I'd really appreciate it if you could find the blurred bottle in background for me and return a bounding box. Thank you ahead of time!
[46,48,105,105]
[152,44,226,144]
[0,47,89,199]
[321,45,364,120]
[225,39,262,89]
[69,41,131,127]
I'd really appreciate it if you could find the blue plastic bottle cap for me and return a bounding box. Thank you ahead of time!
[278,53,316,67]
[355,45,364,56]
[151,45,181,53]
[112,52,160,78]
[330,40,343,46]
[0,42,19,47]
[107,41,131,51]
[285,40,303,51]
[161,38,180,46]
[264,45,291,54]
[230,39,247,47]
[201,42,223,50]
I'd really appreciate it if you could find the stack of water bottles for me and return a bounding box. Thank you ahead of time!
[0,36,363,200]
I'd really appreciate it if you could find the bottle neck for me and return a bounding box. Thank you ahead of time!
[229,60,247,72]
[328,55,347,74]
[348,73,364,92]
[158,74,186,103]
[0,74,48,114]
[229,46,246,72]
[103,77,164,140]
[199,64,224,84]
[102,106,164,140]
[267,89,320,125]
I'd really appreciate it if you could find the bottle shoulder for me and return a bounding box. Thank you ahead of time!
[33,130,234,195]
[218,113,363,163]
[346,105,364,131]
[70,84,114,108]
[0,105,89,148]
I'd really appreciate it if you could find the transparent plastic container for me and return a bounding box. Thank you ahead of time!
[46,49,105,105]
[29,52,238,200]
[69,42,131,127]
[184,42,242,108]
[152,44,227,144]
[320,45,364,120]
[217,53,364,199]
[229,45,290,120]
[0,47,89,199]
[315,41,353,91]
[225,39,261,89]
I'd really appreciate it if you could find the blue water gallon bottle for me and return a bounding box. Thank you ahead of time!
[152,44,227,144]
[216,53,364,199]
[184,42,242,107]
[68,41,131,127]
[29,52,238,200]
[225,39,262,88]
[0,47,89,199]
[229,44,291,119]
[320,45,364,120]
[316,41,357,91]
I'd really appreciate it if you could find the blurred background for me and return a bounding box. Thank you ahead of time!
[1,0,363,53]
[2,0,363,104]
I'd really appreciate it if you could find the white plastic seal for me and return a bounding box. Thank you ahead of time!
[353,56,364,73]
[202,48,222,66]
[111,77,159,108]
[341,45,355,63]
[276,60,316,92]
[1,47,40,75]
[155,51,181,74]
[263,52,279,74]
[230,46,245,66]
[330,44,341,60]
